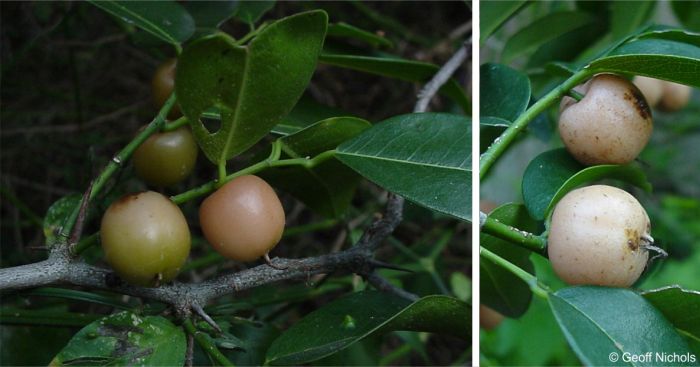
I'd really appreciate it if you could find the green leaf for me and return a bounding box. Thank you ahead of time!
[502,11,595,63]
[1,308,102,328]
[89,0,195,46]
[550,287,694,366]
[327,22,393,48]
[235,0,275,25]
[481,0,529,43]
[261,117,371,218]
[642,286,700,340]
[214,318,281,365]
[480,204,538,318]
[671,1,700,32]
[182,1,239,29]
[265,291,468,365]
[589,39,700,87]
[43,194,81,247]
[521,148,652,221]
[23,288,131,310]
[480,63,531,122]
[176,11,328,164]
[336,113,471,221]
[319,53,469,112]
[610,1,655,40]
[51,311,186,366]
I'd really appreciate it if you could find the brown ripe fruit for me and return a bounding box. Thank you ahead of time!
[480,305,504,330]
[559,74,653,165]
[133,126,198,187]
[632,76,663,107]
[547,185,650,287]
[199,175,285,261]
[659,80,692,112]
[152,58,181,119]
[100,191,191,287]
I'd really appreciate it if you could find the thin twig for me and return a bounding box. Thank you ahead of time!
[192,302,222,333]
[68,180,93,251]
[365,272,419,302]
[414,40,469,113]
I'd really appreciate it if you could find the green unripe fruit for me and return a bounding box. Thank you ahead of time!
[133,127,198,187]
[100,191,191,287]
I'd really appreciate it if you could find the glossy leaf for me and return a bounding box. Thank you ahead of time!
[51,311,186,366]
[183,1,239,29]
[481,0,529,43]
[610,1,655,40]
[235,0,275,24]
[642,286,700,340]
[480,204,538,318]
[176,11,328,164]
[24,288,131,310]
[671,1,700,32]
[336,113,471,221]
[327,22,393,48]
[261,117,371,218]
[43,194,81,247]
[522,148,652,221]
[480,63,531,122]
[89,0,195,46]
[502,11,594,63]
[265,291,468,365]
[319,53,469,112]
[550,287,694,366]
[588,39,700,87]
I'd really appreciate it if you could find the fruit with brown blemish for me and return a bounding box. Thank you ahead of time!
[632,76,663,107]
[100,191,191,287]
[133,126,198,187]
[559,74,653,165]
[199,175,285,262]
[547,185,651,287]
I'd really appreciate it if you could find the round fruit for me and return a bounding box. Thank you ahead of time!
[659,80,692,112]
[480,305,504,330]
[100,191,191,287]
[632,76,663,107]
[559,74,653,165]
[152,58,181,118]
[547,185,650,287]
[199,175,285,262]
[133,126,198,187]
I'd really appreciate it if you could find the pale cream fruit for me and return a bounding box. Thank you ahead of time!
[659,80,692,112]
[559,74,653,165]
[548,185,650,287]
[100,191,191,287]
[199,175,285,262]
[632,76,663,107]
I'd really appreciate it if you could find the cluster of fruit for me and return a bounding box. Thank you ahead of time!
[100,60,285,287]
[551,73,686,288]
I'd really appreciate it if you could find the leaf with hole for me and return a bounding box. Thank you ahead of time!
[176,11,328,164]
[336,113,471,221]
